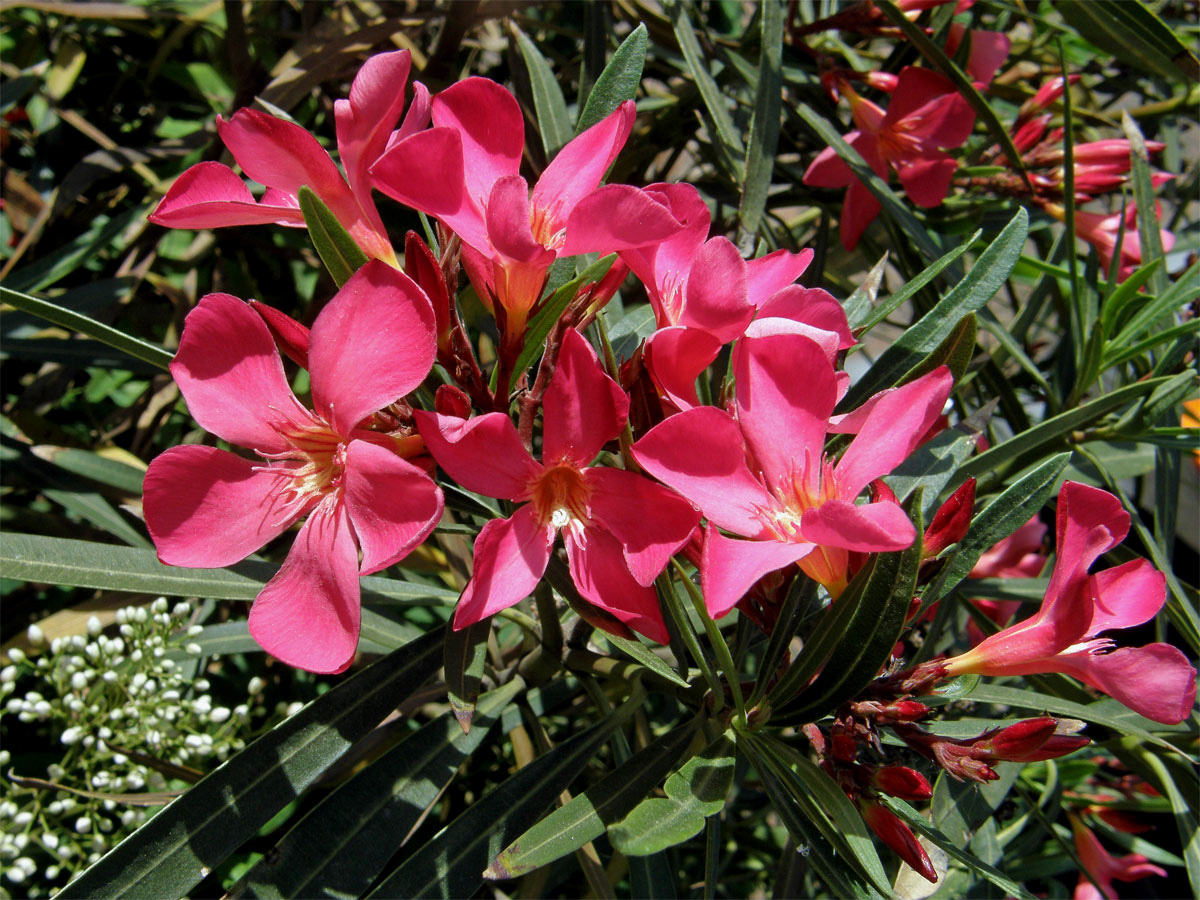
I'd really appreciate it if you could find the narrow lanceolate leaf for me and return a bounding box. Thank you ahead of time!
[774,491,924,723]
[1121,739,1200,899]
[235,681,520,900]
[608,734,735,856]
[576,23,648,134]
[885,409,989,520]
[852,236,976,335]
[486,720,702,879]
[1,285,173,371]
[367,689,644,899]
[31,445,146,495]
[600,631,692,689]
[42,488,151,548]
[58,630,445,900]
[1058,0,1200,83]
[0,534,459,607]
[899,313,976,387]
[445,618,491,731]
[512,24,572,156]
[737,0,783,240]
[926,452,1071,604]
[298,186,369,288]
[844,208,1027,406]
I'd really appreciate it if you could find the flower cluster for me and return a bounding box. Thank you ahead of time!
[0,600,255,896]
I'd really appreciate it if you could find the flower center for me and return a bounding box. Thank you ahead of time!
[256,417,347,513]
[762,453,839,541]
[529,464,591,536]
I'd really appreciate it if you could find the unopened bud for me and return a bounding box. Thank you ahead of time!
[922,479,975,559]
[871,766,933,801]
[434,384,472,418]
[860,802,937,884]
[249,300,311,369]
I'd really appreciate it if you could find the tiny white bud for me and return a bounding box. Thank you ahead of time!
[152,598,168,614]
[16,856,36,876]
[50,637,65,653]
[172,602,190,618]
[26,624,44,645]
[134,608,148,624]
[67,698,84,713]
[97,726,112,740]
[187,625,203,637]
[74,817,92,834]
[193,679,211,692]
[115,609,128,625]
[60,727,82,746]
[0,666,16,683]
[185,734,204,748]
[7,648,25,663]
[209,707,231,724]
[85,643,100,660]
[13,811,32,827]
[130,649,143,662]
[46,764,65,780]
[71,672,88,691]
[45,865,59,880]
[102,671,118,683]
[86,616,102,636]
[111,753,128,766]
[234,704,249,717]
[185,643,203,656]
[43,832,58,850]
[33,700,51,717]
[247,677,264,694]
[6,866,25,884]
[286,701,303,717]
[71,635,86,649]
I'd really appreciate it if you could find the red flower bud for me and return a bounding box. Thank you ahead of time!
[831,733,858,764]
[403,231,451,351]
[860,802,938,884]
[923,478,975,559]
[249,300,310,369]
[434,384,472,418]
[980,717,1058,759]
[872,766,933,801]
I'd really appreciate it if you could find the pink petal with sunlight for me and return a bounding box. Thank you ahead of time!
[618,182,711,295]
[486,175,555,265]
[454,505,553,628]
[680,237,753,341]
[1087,559,1166,635]
[335,49,412,205]
[586,466,700,586]
[633,406,776,539]
[561,184,687,256]
[885,67,972,147]
[834,366,952,499]
[566,527,669,643]
[149,162,306,229]
[1042,482,1130,621]
[756,285,855,349]
[307,260,436,435]
[413,410,541,500]
[803,142,857,189]
[895,154,959,207]
[171,292,308,454]
[343,440,443,575]
[144,445,298,568]
[702,527,814,618]
[801,498,916,552]
[1050,643,1197,725]
[744,248,813,306]
[432,77,524,210]
[643,327,722,410]
[840,177,883,251]
[248,499,361,674]
[542,329,628,467]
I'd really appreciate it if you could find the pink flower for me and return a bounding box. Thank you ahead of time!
[1071,816,1166,900]
[633,330,952,613]
[413,329,699,642]
[944,482,1197,724]
[965,514,1048,642]
[370,78,679,335]
[143,261,443,673]
[803,66,974,250]
[943,24,1010,87]
[149,51,427,264]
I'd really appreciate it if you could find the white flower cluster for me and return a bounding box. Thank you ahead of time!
[0,599,256,897]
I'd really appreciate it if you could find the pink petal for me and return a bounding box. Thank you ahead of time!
[744,248,813,307]
[680,237,753,341]
[800,498,916,552]
[307,260,436,435]
[148,162,306,230]
[803,142,856,189]
[335,50,412,208]
[741,317,841,365]
[566,527,669,643]
[616,182,711,301]
[248,499,361,674]
[560,184,687,257]
[885,67,973,147]
[756,286,855,349]
[895,154,958,207]
[632,407,775,538]
[413,410,541,501]
[1050,643,1197,725]
[485,175,555,265]
[542,329,628,467]
[171,292,308,454]
[834,366,953,499]
[585,467,700,586]
[969,515,1048,578]
[702,527,814,618]
[532,101,634,238]
[343,439,443,575]
[1043,482,1131,621]
[734,331,838,496]
[431,77,524,211]
[958,27,1010,86]
[454,505,553,627]
[217,109,361,231]
[643,327,722,411]
[1087,559,1166,636]
[840,178,882,251]
[143,445,297,567]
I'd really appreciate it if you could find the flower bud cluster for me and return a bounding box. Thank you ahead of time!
[0,599,254,897]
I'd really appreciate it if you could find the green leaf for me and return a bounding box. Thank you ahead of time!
[737,0,783,239]
[1058,0,1200,83]
[237,681,520,900]
[366,689,644,899]
[42,488,150,548]
[298,186,370,288]
[843,253,889,329]
[844,208,1027,406]
[0,533,459,608]
[576,24,648,134]
[884,409,988,520]
[899,313,976,387]
[486,720,701,879]
[600,631,692,689]
[608,734,735,856]
[513,24,572,156]
[445,618,490,731]
[1,285,174,371]
[926,452,1071,603]
[1122,739,1200,898]
[30,445,146,494]
[5,207,144,294]
[59,630,445,900]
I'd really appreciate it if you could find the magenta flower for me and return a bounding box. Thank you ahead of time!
[413,329,700,642]
[633,330,952,614]
[370,78,679,333]
[150,50,427,264]
[966,514,1048,642]
[143,261,443,673]
[1071,816,1166,900]
[944,482,1196,724]
[803,66,974,250]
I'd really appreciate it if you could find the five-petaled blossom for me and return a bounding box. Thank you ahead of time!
[634,330,952,614]
[944,482,1197,724]
[803,66,974,250]
[143,261,443,674]
[414,329,700,641]
[150,50,426,265]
